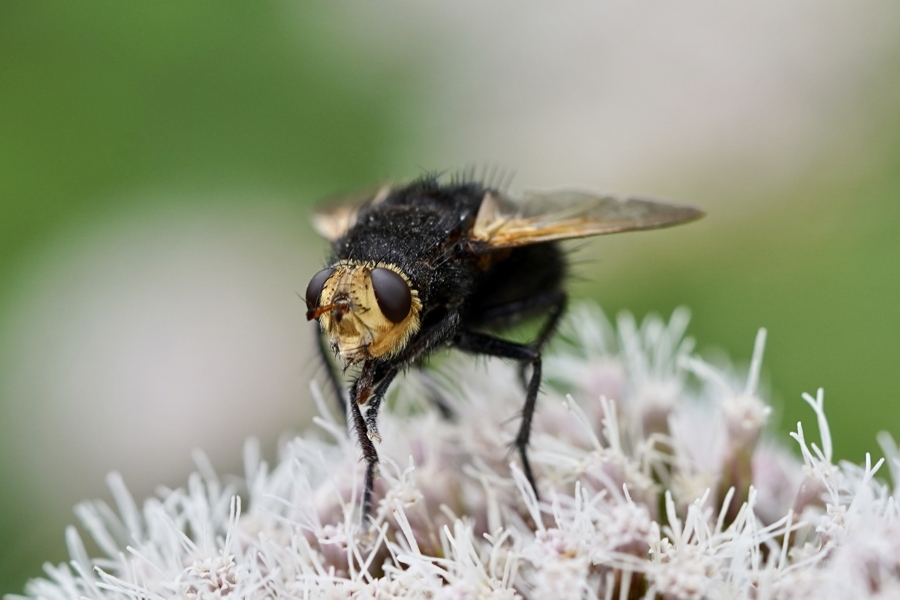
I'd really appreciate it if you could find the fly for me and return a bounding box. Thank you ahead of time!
[305,174,703,525]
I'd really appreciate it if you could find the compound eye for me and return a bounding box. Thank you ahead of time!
[370,267,412,324]
[305,267,335,315]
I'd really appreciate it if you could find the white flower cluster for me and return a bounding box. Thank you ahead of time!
[10,305,900,599]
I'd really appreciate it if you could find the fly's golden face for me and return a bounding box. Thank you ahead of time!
[305,262,422,365]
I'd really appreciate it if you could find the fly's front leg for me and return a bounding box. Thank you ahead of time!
[352,311,461,528]
[314,325,346,419]
[349,362,378,527]
[360,312,462,448]
[455,330,543,499]
[363,366,399,444]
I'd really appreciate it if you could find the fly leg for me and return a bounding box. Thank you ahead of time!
[362,367,399,445]
[471,290,567,386]
[455,330,544,499]
[354,365,401,529]
[531,291,567,354]
[517,291,566,387]
[352,312,461,528]
[314,325,346,419]
[348,362,378,527]
[392,311,464,417]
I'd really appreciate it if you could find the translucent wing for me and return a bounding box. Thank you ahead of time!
[310,184,392,241]
[471,189,704,249]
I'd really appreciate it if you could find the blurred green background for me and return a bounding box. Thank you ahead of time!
[2,1,899,594]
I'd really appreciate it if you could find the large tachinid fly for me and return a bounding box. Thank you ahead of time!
[305,174,703,525]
